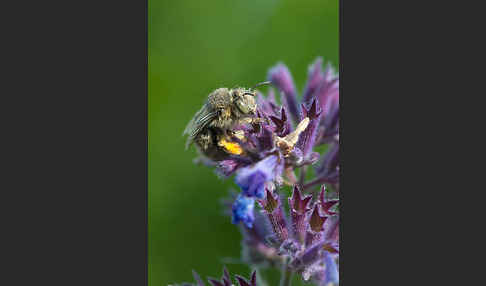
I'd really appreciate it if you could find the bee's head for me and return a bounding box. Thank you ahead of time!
[232,89,257,115]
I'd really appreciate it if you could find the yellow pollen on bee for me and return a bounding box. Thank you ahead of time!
[218,138,243,155]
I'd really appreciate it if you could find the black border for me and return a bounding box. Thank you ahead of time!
[4,0,148,284]
[144,0,149,283]
[5,0,447,284]
[339,0,343,283]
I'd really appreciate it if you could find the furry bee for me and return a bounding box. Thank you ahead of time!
[184,82,270,161]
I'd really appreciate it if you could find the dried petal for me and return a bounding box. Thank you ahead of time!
[275,117,309,156]
[309,204,327,233]
[260,188,278,213]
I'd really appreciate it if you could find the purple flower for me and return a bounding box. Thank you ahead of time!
[252,121,275,153]
[235,155,283,198]
[297,98,322,158]
[256,90,278,117]
[306,203,328,247]
[302,57,325,105]
[217,160,239,177]
[316,64,339,116]
[314,142,339,184]
[232,194,255,228]
[186,58,340,286]
[176,268,258,286]
[309,204,327,233]
[320,185,339,215]
[289,185,312,243]
[321,92,339,140]
[216,156,252,177]
[267,63,300,123]
[269,107,291,137]
[323,215,339,245]
[258,188,290,243]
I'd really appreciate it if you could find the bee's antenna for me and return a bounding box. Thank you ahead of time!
[241,81,272,96]
[252,81,272,89]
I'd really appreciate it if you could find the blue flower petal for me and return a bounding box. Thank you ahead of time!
[324,252,339,285]
[235,155,281,199]
[231,195,255,228]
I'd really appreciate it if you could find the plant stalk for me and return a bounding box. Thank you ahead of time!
[279,259,293,286]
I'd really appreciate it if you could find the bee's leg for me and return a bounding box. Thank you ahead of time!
[238,117,268,134]
[195,129,213,151]
[224,128,244,141]
[232,130,245,141]
[239,117,265,125]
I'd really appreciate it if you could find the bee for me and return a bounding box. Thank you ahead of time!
[184,82,270,161]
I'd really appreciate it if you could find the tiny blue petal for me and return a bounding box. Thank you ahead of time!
[231,194,255,228]
[235,155,280,198]
[236,171,266,198]
[324,252,339,284]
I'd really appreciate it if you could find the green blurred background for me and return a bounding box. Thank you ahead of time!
[149,0,338,285]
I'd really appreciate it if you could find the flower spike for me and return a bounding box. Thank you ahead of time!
[289,185,312,243]
[267,63,300,123]
[296,98,322,158]
[302,57,325,105]
[182,58,340,286]
[258,188,289,243]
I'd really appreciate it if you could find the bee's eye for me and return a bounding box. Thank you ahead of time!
[236,98,250,114]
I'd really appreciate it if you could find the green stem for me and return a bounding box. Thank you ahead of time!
[299,165,307,187]
[279,260,293,286]
[302,175,337,192]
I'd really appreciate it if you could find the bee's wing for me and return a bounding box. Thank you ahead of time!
[183,102,218,144]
